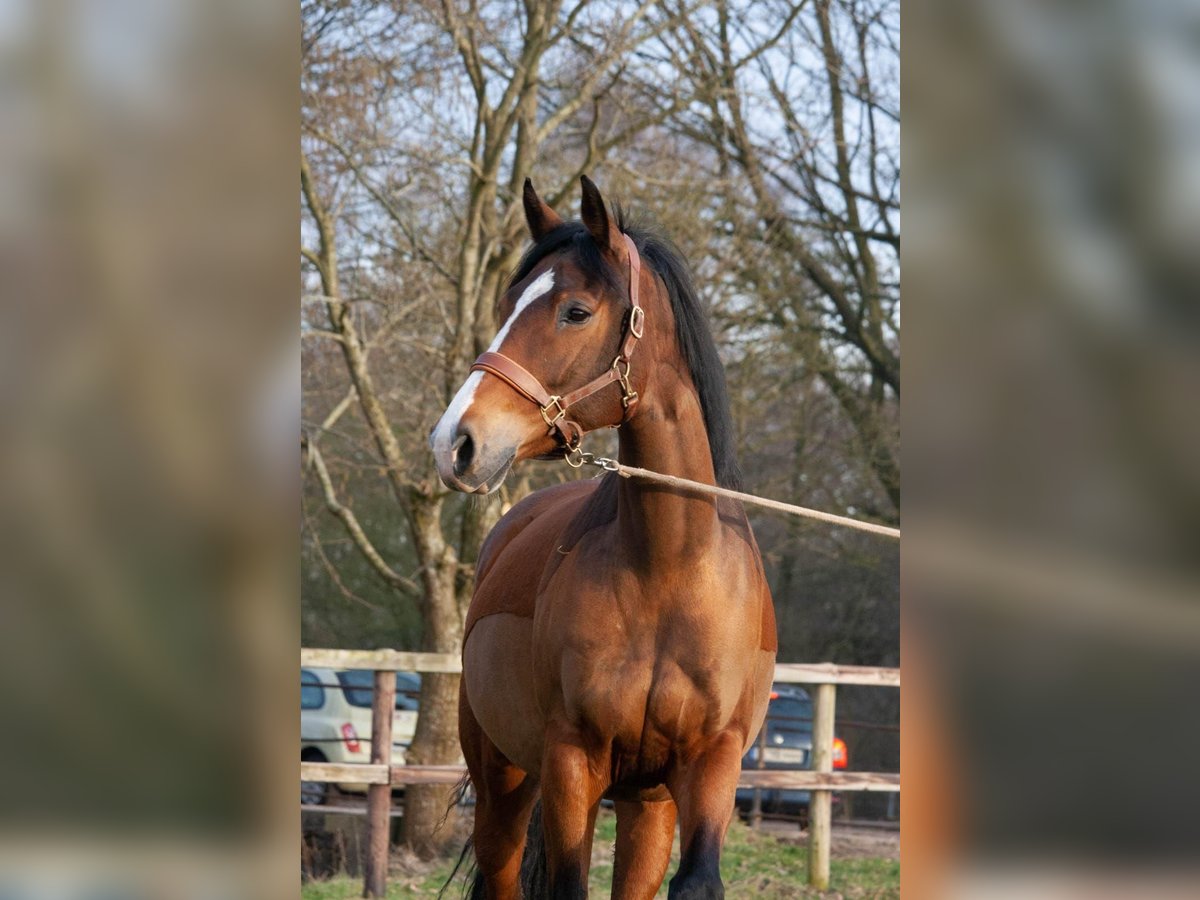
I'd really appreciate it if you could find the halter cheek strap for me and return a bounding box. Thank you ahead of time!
[470,234,645,452]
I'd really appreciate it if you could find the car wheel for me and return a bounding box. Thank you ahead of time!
[301,750,329,806]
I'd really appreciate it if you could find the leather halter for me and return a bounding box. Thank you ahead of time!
[470,233,645,453]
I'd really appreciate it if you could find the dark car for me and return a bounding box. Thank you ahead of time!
[735,684,847,823]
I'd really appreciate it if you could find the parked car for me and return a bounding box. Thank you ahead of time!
[735,684,847,823]
[300,667,421,805]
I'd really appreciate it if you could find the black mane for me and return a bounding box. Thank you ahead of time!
[508,210,742,490]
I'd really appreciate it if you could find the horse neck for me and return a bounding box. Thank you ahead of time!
[614,358,722,569]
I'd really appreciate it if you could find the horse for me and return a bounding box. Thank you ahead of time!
[430,176,777,899]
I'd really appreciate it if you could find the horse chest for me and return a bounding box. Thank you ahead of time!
[555,651,743,787]
[531,534,765,776]
[548,600,754,755]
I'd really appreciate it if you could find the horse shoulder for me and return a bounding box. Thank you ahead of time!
[475,479,599,582]
[713,502,776,653]
[467,479,601,643]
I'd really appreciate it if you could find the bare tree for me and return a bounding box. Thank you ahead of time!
[651,0,899,513]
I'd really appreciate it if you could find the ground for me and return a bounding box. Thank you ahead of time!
[301,811,899,898]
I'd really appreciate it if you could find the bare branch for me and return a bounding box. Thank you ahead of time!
[305,439,420,597]
[320,386,358,434]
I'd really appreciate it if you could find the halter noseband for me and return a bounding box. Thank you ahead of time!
[470,233,645,453]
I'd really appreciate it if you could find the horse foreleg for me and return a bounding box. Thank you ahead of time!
[461,687,538,900]
[539,733,608,898]
[665,731,744,900]
[611,797,676,900]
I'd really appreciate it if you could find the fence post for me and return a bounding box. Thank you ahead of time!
[364,669,395,898]
[808,682,835,890]
[750,724,767,829]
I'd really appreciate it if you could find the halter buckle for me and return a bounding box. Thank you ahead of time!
[629,305,645,339]
[612,357,637,409]
[540,395,567,431]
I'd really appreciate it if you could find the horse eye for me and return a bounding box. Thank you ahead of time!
[565,306,592,324]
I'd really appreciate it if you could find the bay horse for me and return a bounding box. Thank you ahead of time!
[431,176,777,899]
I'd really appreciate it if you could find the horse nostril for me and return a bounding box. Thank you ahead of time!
[451,430,475,478]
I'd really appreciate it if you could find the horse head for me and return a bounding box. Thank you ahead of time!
[431,176,648,493]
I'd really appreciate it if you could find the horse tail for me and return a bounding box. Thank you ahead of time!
[468,860,486,900]
[438,776,482,900]
[518,800,548,898]
[441,836,483,900]
[443,787,547,899]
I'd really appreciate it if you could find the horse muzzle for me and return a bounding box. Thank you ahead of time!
[432,421,515,494]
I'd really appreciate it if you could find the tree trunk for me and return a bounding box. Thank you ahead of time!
[398,490,466,857]
[402,671,463,858]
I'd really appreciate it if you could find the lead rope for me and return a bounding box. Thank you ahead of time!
[565,451,901,540]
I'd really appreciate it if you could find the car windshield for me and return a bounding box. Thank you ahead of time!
[336,670,422,711]
[300,669,325,710]
[769,696,813,724]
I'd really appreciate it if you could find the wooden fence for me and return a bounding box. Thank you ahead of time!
[300,648,899,895]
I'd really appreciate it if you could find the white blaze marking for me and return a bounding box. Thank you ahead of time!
[432,268,555,453]
[432,370,484,453]
[489,268,555,353]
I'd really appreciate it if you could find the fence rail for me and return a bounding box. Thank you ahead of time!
[773,661,900,686]
[301,761,900,792]
[301,649,900,686]
[300,648,898,896]
[301,648,462,672]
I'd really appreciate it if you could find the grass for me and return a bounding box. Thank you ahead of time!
[301,811,899,898]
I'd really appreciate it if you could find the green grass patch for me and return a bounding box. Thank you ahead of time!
[301,811,898,898]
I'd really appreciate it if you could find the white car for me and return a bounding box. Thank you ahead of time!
[301,667,420,804]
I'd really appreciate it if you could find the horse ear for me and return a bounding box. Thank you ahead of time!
[580,175,622,255]
[523,178,564,241]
